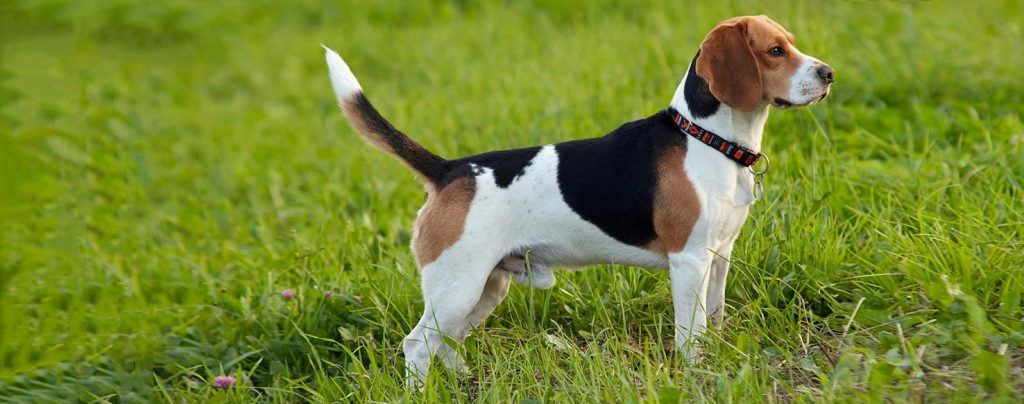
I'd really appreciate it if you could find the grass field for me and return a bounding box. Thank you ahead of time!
[2,0,1023,402]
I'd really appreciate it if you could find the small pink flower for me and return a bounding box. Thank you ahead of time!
[213,375,236,388]
[281,289,296,299]
[323,290,333,298]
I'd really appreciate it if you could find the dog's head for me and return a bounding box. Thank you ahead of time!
[696,15,833,112]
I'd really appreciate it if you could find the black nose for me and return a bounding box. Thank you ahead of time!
[816,65,835,84]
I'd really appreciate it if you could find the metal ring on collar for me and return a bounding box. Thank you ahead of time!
[749,153,770,176]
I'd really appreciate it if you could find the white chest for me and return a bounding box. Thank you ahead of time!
[684,145,757,245]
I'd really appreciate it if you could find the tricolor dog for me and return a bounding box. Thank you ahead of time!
[325,15,833,384]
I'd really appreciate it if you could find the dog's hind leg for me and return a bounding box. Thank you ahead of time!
[463,269,511,332]
[403,244,507,386]
[403,179,512,387]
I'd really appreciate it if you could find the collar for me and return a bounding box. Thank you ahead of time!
[665,107,763,168]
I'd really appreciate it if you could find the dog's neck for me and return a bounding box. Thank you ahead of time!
[668,53,769,154]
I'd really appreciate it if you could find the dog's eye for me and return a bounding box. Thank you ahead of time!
[769,46,785,57]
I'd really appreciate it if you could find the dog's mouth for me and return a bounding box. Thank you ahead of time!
[773,89,830,109]
[816,89,830,102]
[772,98,794,108]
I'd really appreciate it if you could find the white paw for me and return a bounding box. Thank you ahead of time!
[404,367,426,390]
[675,332,703,364]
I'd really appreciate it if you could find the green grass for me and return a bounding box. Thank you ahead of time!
[1,0,1022,401]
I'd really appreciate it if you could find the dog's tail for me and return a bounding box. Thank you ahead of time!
[324,46,448,184]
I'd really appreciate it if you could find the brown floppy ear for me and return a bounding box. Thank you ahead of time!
[696,20,763,112]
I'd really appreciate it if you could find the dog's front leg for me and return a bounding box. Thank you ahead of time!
[669,247,714,362]
[705,208,748,329]
[705,253,731,330]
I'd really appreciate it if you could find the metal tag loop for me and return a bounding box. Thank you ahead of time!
[748,153,770,176]
[749,153,769,201]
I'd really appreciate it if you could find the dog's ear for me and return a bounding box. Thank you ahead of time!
[696,19,763,112]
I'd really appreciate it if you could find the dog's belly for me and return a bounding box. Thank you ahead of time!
[493,145,669,269]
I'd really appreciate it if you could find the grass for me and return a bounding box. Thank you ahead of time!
[1,0,1022,401]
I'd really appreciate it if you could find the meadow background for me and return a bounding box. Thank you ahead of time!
[1,0,1022,401]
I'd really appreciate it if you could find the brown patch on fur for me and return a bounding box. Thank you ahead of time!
[648,146,700,255]
[413,176,476,266]
[696,19,763,112]
[697,15,805,111]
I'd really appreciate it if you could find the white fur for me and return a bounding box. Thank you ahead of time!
[324,46,362,103]
[787,53,831,106]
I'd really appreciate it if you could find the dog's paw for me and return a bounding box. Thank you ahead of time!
[675,333,704,364]
[712,311,726,330]
[404,368,427,391]
[439,349,468,374]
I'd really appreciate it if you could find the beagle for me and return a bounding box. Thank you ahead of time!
[324,15,833,385]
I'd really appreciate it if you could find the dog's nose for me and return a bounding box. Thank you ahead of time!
[816,65,835,84]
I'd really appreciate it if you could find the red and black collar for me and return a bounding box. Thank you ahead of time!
[665,107,763,167]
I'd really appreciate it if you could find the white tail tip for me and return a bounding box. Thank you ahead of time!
[323,45,362,103]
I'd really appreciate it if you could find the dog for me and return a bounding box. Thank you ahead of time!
[324,15,833,385]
